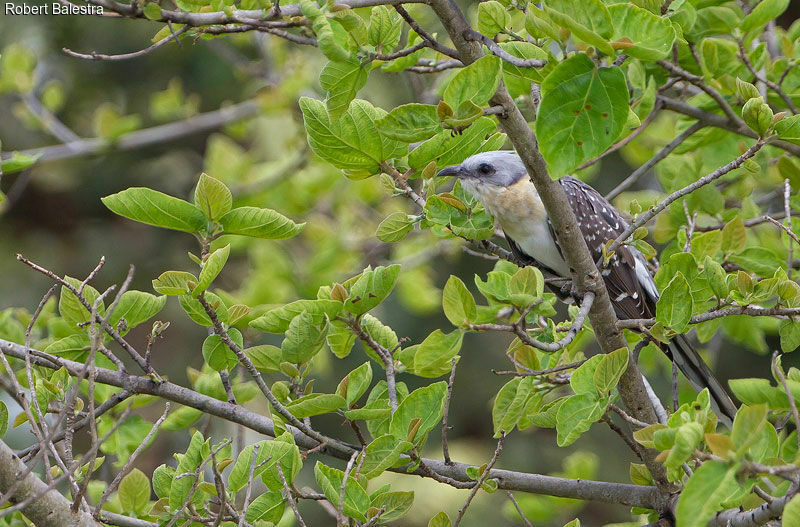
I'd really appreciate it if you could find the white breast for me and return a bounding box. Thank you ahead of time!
[461,178,571,277]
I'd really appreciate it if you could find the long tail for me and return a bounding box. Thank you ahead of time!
[666,334,738,427]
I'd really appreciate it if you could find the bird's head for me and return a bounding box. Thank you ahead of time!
[435,151,527,189]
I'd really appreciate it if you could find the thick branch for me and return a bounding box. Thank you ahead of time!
[0,439,97,527]
[426,0,671,493]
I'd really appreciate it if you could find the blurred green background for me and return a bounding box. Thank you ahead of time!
[2,4,800,525]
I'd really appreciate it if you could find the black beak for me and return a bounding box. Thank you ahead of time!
[435,165,465,178]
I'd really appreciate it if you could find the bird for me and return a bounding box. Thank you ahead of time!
[436,150,738,425]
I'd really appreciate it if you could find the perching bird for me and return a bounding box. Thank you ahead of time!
[436,150,738,425]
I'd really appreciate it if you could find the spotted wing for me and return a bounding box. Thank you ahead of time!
[556,176,655,320]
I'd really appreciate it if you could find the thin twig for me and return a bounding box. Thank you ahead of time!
[63,26,189,61]
[606,121,705,200]
[453,432,505,527]
[606,139,766,256]
[442,358,457,465]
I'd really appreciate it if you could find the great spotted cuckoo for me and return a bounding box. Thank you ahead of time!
[437,150,738,425]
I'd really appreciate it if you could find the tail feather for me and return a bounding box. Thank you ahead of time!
[667,334,738,427]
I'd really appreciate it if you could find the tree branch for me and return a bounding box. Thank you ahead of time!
[426,0,672,494]
[0,337,665,509]
[0,99,260,164]
[0,439,97,527]
[607,139,766,256]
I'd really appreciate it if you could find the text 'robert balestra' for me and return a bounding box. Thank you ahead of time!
[4,2,104,15]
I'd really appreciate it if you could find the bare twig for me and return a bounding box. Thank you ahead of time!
[63,26,189,61]
[453,432,505,527]
[276,463,307,527]
[463,30,547,68]
[394,5,460,59]
[773,352,800,454]
[606,139,766,256]
[577,101,663,172]
[657,59,747,130]
[442,358,457,465]
[606,121,705,200]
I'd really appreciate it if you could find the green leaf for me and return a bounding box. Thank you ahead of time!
[1,152,40,174]
[202,328,242,371]
[783,495,800,527]
[152,271,197,296]
[376,212,414,242]
[119,468,150,515]
[686,6,740,41]
[780,321,800,353]
[742,97,773,136]
[108,291,167,334]
[170,431,205,511]
[536,53,628,178]
[389,381,448,442]
[179,292,228,327]
[193,173,232,221]
[730,247,784,276]
[244,491,285,524]
[774,114,800,144]
[59,277,104,327]
[345,264,401,315]
[193,244,230,296]
[359,434,412,479]
[478,1,510,37]
[102,187,207,233]
[229,437,302,494]
[408,117,505,173]
[337,361,373,407]
[570,355,603,395]
[594,348,629,395]
[152,464,174,499]
[731,404,767,454]
[442,275,477,326]
[327,323,358,359]
[244,345,282,373]
[556,393,607,447]
[300,97,404,179]
[368,5,402,49]
[285,393,346,417]
[371,491,414,521]
[508,266,544,308]
[375,104,442,143]
[499,42,551,84]
[44,334,91,361]
[740,0,789,34]
[492,376,534,437]
[608,4,676,60]
[442,55,502,110]
[0,401,7,438]
[300,0,350,62]
[721,217,746,254]
[429,512,451,527]
[656,272,693,333]
[674,460,738,527]
[314,461,370,522]
[411,329,462,378]
[320,58,370,121]
[543,0,614,55]
[250,299,343,333]
[219,206,304,239]
[281,310,327,364]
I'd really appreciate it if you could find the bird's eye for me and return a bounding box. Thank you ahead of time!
[478,163,492,175]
